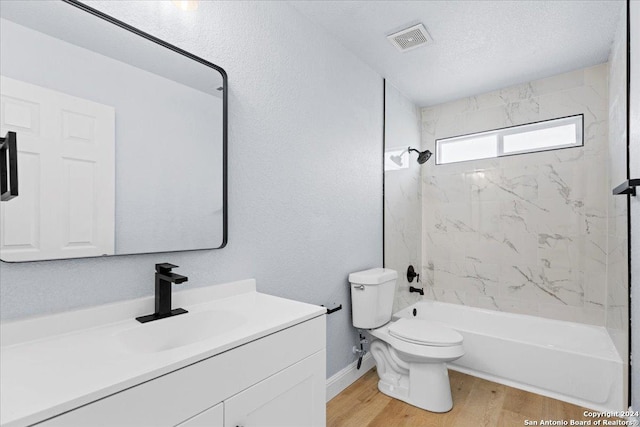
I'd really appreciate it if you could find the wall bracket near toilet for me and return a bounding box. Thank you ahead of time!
[322,304,343,314]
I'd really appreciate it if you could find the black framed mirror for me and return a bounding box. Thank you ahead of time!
[0,0,227,261]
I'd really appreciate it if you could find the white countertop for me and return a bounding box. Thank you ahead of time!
[0,279,326,427]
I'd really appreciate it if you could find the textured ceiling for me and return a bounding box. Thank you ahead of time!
[290,1,624,107]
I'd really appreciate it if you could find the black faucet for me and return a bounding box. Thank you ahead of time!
[409,286,424,296]
[136,263,189,323]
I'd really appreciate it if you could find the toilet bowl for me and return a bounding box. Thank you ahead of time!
[349,268,464,413]
[368,318,463,412]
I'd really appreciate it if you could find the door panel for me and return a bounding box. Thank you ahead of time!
[0,76,115,260]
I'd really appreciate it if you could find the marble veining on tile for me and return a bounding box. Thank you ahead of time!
[384,83,423,314]
[419,64,609,325]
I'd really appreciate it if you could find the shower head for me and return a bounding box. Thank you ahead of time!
[408,147,432,164]
[417,150,432,164]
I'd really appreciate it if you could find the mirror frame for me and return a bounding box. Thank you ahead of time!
[1,0,228,262]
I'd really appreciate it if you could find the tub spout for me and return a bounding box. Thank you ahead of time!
[409,286,424,296]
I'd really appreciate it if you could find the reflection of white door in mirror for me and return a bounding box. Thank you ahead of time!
[0,76,115,261]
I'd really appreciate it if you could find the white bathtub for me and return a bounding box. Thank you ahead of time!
[394,300,624,412]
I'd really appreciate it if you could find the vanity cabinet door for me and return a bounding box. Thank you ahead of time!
[224,350,326,427]
[176,402,223,427]
[35,317,324,427]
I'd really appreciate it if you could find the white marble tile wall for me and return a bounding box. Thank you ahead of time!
[606,8,628,367]
[420,64,610,325]
[384,83,422,313]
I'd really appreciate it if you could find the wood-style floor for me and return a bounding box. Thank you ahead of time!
[328,368,618,427]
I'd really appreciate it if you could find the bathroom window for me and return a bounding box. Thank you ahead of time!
[435,114,583,165]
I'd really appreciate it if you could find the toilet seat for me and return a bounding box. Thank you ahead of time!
[388,318,462,347]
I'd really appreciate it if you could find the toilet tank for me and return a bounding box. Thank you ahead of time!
[349,268,398,329]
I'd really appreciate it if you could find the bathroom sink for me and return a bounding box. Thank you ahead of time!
[116,309,247,353]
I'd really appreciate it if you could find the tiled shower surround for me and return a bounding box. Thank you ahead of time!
[384,83,422,313]
[420,64,610,325]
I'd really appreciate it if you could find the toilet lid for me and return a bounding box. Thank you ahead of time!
[388,318,463,347]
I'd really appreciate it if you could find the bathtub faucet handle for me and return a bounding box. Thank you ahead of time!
[407,265,420,283]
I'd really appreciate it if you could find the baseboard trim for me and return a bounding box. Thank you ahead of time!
[326,353,375,402]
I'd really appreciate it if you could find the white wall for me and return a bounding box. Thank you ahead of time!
[383,83,422,313]
[0,0,383,378]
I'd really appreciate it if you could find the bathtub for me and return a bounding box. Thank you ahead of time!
[394,300,624,412]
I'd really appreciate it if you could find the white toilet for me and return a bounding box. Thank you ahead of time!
[349,267,464,413]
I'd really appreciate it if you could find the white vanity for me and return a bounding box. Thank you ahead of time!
[0,280,327,427]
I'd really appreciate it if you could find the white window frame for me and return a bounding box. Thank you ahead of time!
[435,114,583,165]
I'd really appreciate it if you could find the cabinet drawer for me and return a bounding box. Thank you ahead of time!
[225,350,326,427]
[36,316,325,426]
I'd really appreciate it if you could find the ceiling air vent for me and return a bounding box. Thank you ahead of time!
[387,23,432,52]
